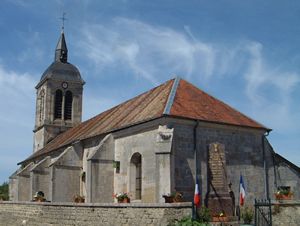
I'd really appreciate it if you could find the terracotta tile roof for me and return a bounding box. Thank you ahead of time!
[20,77,268,164]
[170,79,267,129]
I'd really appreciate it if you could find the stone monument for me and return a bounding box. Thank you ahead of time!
[206,143,234,218]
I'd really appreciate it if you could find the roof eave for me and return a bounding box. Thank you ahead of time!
[163,114,271,132]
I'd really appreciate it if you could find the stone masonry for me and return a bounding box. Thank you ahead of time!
[272,201,300,226]
[0,202,191,226]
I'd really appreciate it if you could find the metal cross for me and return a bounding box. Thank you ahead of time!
[60,12,67,31]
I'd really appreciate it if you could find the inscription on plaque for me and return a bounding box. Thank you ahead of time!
[208,143,227,192]
[206,142,234,218]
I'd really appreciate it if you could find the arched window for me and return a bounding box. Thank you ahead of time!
[64,91,73,120]
[54,90,62,119]
[130,153,142,200]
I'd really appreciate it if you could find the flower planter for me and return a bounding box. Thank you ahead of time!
[118,197,130,203]
[162,192,183,203]
[74,196,85,203]
[212,216,229,222]
[162,195,174,203]
[275,193,293,200]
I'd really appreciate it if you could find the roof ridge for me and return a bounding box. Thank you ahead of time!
[163,76,181,115]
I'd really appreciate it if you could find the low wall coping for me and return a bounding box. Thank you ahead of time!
[0,201,192,208]
[271,200,300,206]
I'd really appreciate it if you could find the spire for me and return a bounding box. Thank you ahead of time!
[55,13,68,63]
[55,32,68,63]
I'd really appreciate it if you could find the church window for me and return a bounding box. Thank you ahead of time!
[64,91,73,120]
[130,153,142,200]
[54,90,63,119]
[39,89,45,123]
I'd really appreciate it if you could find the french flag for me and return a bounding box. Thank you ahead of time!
[239,175,246,206]
[194,179,201,207]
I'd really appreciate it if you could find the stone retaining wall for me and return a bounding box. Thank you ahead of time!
[0,202,192,226]
[272,201,300,226]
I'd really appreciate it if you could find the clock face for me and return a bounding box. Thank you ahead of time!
[62,82,68,89]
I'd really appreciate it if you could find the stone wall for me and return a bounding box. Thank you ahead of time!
[272,201,300,226]
[87,134,114,203]
[115,128,161,203]
[9,173,18,201]
[268,152,300,200]
[31,157,51,200]
[173,120,267,204]
[0,202,191,226]
[50,146,82,202]
[17,163,34,201]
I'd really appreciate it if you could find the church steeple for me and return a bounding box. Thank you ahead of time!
[33,24,84,153]
[55,31,68,63]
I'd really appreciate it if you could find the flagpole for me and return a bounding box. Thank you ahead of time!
[238,174,241,222]
[192,121,199,220]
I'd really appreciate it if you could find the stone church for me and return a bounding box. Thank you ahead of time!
[9,30,300,208]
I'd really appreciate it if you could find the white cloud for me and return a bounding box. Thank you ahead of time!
[75,17,300,132]
[0,64,37,181]
[76,18,217,85]
[244,42,300,129]
[0,64,36,127]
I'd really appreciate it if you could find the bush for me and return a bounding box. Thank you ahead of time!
[169,207,211,226]
[197,206,211,223]
[0,182,9,201]
[170,216,209,226]
[241,206,254,224]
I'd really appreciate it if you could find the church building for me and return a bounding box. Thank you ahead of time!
[9,30,300,210]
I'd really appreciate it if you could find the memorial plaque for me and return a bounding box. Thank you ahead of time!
[208,143,227,192]
[206,143,234,219]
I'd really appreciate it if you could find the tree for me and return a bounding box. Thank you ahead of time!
[0,181,9,200]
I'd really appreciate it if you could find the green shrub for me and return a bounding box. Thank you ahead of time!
[197,206,211,223]
[0,182,9,201]
[241,206,254,224]
[170,216,209,226]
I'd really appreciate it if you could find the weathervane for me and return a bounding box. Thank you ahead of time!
[59,12,67,31]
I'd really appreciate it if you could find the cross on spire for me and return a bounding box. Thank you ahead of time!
[60,12,67,31]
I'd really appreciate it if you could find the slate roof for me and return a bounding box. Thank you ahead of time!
[37,32,84,88]
[55,31,68,63]
[20,77,268,164]
[39,61,83,84]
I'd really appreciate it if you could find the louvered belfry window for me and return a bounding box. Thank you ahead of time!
[54,90,63,119]
[64,91,73,120]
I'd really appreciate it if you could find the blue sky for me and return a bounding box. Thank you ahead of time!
[0,0,300,183]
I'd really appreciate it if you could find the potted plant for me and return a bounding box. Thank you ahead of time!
[241,206,254,225]
[33,191,46,202]
[162,191,183,203]
[73,194,85,203]
[114,192,130,203]
[112,161,120,169]
[274,187,293,200]
[212,212,228,222]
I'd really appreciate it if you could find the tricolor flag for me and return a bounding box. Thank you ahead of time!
[194,179,201,207]
[239,175,246,206]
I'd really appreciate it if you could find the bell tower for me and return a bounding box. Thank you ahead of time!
[33,30,85,152]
